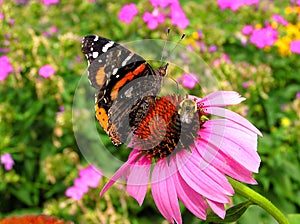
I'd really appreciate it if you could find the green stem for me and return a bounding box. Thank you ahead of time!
[228,178,290,224]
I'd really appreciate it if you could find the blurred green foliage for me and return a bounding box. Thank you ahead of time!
[0,0,299,223]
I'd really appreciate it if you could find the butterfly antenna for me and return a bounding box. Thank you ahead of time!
[160,27,171,64]
[165,33,185,63]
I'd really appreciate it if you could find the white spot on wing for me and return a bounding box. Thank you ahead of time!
[93,51,99,58]
[122,53,133,67]
[112,68,118,75]
[124,86,133,98]
[94,36,99,41]
[102,41,114,52]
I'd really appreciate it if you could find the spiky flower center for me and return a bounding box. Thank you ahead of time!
[133,95,206,159]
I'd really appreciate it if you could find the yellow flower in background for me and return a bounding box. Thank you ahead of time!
[286,23,300,38]
[192,31,199,39]
[284,6,300,14]
[274,36,292,56]
[184,31,202,48]
[255,23,262,29]
[281,117,291,127]
[284,6,293,14]
[271,21,278,29]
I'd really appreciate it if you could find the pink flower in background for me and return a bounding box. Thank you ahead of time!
[78,165,103,188]
[66,180,87,201]
[177,73,199,89]
[0,153,14,171]
[15,0,30,5]
[118,3,138,24]
[290,40,300,54]
[9,18,14,26]
[297,0,300,6]
[221,53,231,62]
[242,81,254,88]
[50,26,58,33]
[250,26,278,48]
[208,45,218,52]
[149,0,174,8]
[42,26,58,38]
[217,0,259,11]
[242,25,253,35]
[211,53,231,67]
[143,8,165,30]
[170,2,189,29]
[101,91,262,223]
[0,13,4,20]
[0,55,13,81]
[66,165,102,201]
[42,0,59,5]
[296,92,300,99]
[38,64,55,78]
[272,14,288,26]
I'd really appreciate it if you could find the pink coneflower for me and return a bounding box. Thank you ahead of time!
[118,3,138,24]
[100,91,262,223]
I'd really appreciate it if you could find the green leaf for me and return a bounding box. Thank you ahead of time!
[205,201,253,223]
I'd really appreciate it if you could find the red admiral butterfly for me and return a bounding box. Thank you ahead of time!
[81,35,168,145]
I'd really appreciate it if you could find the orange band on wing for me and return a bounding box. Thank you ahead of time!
[95,66,106,87]
[95,104,109,132]
[110,63,146,100]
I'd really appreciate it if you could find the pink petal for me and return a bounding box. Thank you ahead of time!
[176,151,231,203]
[204,107,262,136]
[207,119,258,139]
[206,199,226,219]
[126,156,151,205]
[199,91,246,107]
[100,149,141,196]
[172,166,208,219]
[200,121,261,172]
[187,150,234,194]
[152,159,182,224]
[193,141,257,184]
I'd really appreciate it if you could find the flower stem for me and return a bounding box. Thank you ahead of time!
[228,178,290,224]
